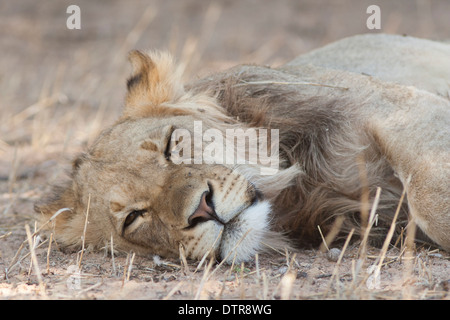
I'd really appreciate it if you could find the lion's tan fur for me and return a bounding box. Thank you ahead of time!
[36,34,450,262]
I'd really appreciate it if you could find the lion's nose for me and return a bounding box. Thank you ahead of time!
[188,189,221,227]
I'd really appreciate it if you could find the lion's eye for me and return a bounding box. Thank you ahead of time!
[163,130,173,161]
[124,209,146,228]
[164,139,171,161]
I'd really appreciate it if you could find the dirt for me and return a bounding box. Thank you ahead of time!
[1,0,449,300]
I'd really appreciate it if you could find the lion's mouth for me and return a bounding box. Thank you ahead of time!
[186,181,263,231]
[216,200,272,264]
[183,182,269,263]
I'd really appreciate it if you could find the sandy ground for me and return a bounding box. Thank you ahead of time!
[0,0,449,300]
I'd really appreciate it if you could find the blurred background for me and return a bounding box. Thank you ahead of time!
[0,0,449,196]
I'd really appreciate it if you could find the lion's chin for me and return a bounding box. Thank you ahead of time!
[218,200,272,264]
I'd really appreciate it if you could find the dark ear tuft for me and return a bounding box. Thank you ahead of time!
[123,50,186,118]
[126,73,142,91]
[126,50,153,93]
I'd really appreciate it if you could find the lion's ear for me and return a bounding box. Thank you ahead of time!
[34,183,77,236]
[124,50,186,118]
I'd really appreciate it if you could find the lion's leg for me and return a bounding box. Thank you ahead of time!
[403,163,450,249]
[369,92,450,250]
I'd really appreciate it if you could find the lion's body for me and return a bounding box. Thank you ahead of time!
[36,34,450,263]
[286,34,450,98]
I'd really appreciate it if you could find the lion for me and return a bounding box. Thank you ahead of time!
[35,34,450,264]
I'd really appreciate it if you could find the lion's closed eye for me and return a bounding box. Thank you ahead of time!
[163,125,175,161]
[164,133,172,161]
[123,209,147,229]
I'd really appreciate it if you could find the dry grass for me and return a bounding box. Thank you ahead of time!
[1,0,450,300]
[1,188,449,300]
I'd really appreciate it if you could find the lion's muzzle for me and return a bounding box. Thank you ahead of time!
[187,187,224,228]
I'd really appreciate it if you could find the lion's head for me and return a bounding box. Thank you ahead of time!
[35,51,296,263]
